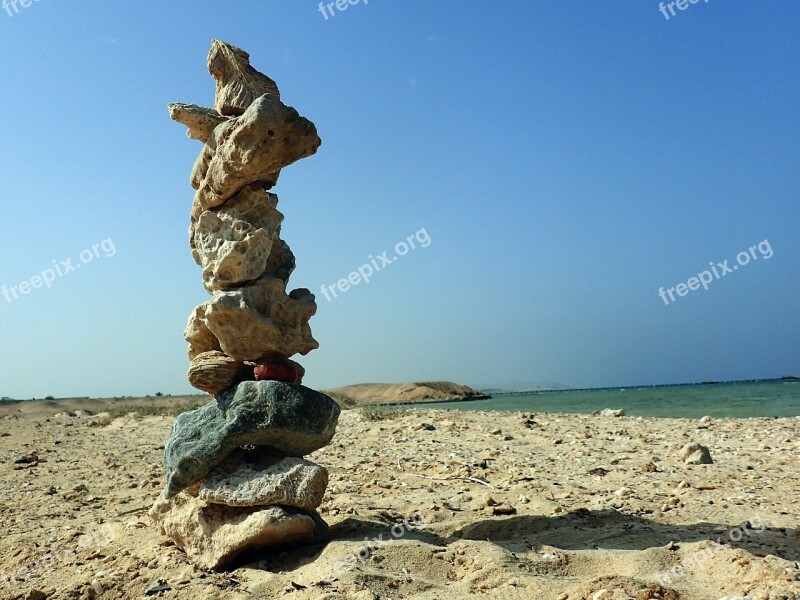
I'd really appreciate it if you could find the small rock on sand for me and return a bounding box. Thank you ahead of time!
[600,408,625,417]
[680,441,713,465]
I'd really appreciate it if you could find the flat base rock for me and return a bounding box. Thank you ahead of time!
[199,449,328,511]
[149,493,324,570]
[164,380,340,498]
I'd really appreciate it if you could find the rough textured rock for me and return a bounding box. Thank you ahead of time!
[680,441,714,465]
[163,380,340,498]
[189,123,281,201]
[204,275,318,361]
[184,277,316,362]
[191,185,286,290]
[187,351,251,396]
[194,210,272,290]
[207,39,280,116]
[188,127,279,223]
[149,493,315,570]
[184,304,221,359]
[168,103,230,143]
[213,186,284,241]
[198,449,328,511]
[190,141,216,192]
[262,237,296,283]
[193,94,321,213]
[189,185,291,271]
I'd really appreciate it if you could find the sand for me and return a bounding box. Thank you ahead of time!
[1,399,798,599]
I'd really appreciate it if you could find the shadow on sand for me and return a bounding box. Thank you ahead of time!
[236,508,799,574]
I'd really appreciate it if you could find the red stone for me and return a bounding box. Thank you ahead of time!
[254,359,296,383]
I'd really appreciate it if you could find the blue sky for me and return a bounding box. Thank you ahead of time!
[0,1,797,398]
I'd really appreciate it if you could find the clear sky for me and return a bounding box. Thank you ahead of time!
[0,1,797,399]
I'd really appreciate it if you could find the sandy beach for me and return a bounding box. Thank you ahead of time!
[1,400,798,599]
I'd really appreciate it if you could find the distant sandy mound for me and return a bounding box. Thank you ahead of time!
[325,381,490,406]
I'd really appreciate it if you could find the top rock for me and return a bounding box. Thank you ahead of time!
[208,40,281,116]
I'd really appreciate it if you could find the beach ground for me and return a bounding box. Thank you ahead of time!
[1,398,798,599]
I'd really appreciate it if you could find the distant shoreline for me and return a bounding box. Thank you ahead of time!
[406,379,800,419]
[1,377,796,407]
[483,376,799,397]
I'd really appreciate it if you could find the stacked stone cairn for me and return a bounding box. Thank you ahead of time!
[149,40,341,570]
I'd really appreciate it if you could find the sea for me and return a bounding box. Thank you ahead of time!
[408,379,800,419]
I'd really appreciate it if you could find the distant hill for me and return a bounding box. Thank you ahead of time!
[325,381,490,407]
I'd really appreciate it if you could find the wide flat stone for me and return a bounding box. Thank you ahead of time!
[198,449,328,511]
[163,381,340,498]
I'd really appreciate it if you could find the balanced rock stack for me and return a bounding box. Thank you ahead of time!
[149,40,340,570]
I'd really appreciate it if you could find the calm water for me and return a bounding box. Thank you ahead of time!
[409,380,800,418]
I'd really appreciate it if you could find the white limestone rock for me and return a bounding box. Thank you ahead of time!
[168,103,230,143]
[184,303,221,360]
[600,408,625,417]
[193,94,320,213]
[204,275,318,362]
[207,39,281,116]
[149,493,315,570]
[192,186,284,290]
[680,442,714,465]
